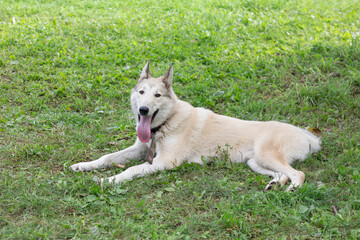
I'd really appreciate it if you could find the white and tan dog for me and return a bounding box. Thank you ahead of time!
[70,62,321,191]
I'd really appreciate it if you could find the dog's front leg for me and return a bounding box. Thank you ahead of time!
[70,140,148,172]
[103,162,166,184]
[103,152,179,184]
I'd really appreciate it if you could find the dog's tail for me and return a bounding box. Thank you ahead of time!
[303,129,321,154]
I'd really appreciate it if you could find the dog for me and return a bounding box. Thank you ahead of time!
[70,61,321,191]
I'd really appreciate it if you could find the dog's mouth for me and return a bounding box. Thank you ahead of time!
[137,109,159,122]
[137,109,159,143]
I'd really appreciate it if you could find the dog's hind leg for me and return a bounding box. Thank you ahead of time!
[247,158,278,177]
[247,158,288,190]
[265,174,289,190]
[70,140,148,172]
[256,152,305,192]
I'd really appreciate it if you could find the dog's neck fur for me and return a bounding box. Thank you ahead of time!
[150,89,178,135]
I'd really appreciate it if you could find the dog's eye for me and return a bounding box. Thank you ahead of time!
[139,90,144,95]
[154,93,161,98]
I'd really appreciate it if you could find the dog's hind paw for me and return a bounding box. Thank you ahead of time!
[265,180,278,191]
[285,184,297,192]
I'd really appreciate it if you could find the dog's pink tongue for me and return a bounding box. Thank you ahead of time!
[138,115,152,143]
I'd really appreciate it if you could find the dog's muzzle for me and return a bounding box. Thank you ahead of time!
[139,106,149,116]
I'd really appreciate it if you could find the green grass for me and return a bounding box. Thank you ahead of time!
[1,0,359,238]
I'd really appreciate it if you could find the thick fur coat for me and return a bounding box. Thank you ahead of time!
[71,62,321,191]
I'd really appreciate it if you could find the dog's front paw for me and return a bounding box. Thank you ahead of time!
[98,176,120,185]
[92,176,105,185]
[70,162,96,172]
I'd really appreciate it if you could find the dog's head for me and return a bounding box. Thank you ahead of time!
[131,61,177,143]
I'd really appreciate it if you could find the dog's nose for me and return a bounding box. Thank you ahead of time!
[139,106,149,115]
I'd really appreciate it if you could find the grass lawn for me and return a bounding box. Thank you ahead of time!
[1,0,359,238]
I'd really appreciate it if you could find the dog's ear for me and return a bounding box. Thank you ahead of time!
[139,61,151,80]
[162,64,173,89]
